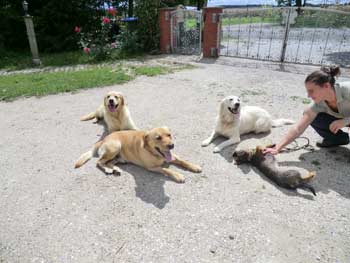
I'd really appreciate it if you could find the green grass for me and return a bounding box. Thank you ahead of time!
[311,160,321,166]
[290,95,311,104]
[0,50,141,71]
[292,10,350,28]
[134,66,170,76]
[0,65,194,101]
[0,67,132,101]
[241,89,266,96]
[222,16,277,26]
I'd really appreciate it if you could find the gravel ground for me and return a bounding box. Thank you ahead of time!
[1,55,350,263]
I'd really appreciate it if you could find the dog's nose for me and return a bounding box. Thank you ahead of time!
[234,103,240,107]
[168,144,174,150]
[109,99,114,104]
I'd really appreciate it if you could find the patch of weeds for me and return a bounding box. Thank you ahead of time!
[240,89,265,102]
[290,95,311,104]
[241,89,266,96]
[311,160,321,166]
[134,66,170,76]
[302,98,311,104]
[175,64,196,71]
[0,66,133,101]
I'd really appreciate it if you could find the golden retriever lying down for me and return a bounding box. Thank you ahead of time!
[75,127,202,183]
[80,91,138,133]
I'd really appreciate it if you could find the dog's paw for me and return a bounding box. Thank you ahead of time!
[201,140,210,147]
[177,175,185,183]
[174,173,185,183]
[104,167,114,174]
[213,147,221,153]
[192,165,202,173]
[112,166,122,176]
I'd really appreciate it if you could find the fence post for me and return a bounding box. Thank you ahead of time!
[203,7,223,58]
[280,7,292,62]
[159,7,176,54]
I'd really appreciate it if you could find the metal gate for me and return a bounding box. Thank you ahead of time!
[170,9,202,55]
[219,7,350,67]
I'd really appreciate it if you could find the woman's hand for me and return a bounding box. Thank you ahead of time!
[329,119,347,134]
[263,145,280,155]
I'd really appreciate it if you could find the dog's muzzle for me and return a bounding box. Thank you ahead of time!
[228,106,239,114]
[155,147,174,162]
[107,101,118,112]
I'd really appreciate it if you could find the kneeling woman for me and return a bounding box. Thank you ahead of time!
[265,66,350,154]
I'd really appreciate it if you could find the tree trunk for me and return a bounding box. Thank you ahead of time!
[128,0,133,17]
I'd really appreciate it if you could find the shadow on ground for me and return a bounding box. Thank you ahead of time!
[206,132,350,200]
[279,146,350,200]
[119,164,171,209]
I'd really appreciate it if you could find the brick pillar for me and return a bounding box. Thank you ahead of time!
[203,7,223,58]
[159,8,176,54]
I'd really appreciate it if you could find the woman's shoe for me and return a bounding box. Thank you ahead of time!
[316,138,349,148]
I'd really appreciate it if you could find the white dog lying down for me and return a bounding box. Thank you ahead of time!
[202,95,295,153]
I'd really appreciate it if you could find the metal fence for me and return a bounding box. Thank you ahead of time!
[219,7,350,67]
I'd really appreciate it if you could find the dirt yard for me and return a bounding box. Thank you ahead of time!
[1,55,349,262]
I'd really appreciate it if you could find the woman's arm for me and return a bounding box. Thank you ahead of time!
[264,108,317,154]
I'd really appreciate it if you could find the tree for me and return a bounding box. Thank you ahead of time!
[277,0,305,6]
[0,0,130,52]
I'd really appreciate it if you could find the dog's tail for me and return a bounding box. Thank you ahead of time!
[298,171,317,196]
[271,118,295,127]
[301,171,316,181]
[74,141,103,168]
[298,183,316,196]
[80,111,96,121]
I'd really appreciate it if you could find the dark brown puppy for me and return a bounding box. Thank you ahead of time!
[233,146,316,196]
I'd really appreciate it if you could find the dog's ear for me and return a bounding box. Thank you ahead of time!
[265,143,276,149]
[255,146,265,155]
[161,126,171,134]
[103,94,109,105]
[219,99,226,115]
[118,93,125,107]
[143,132,150,147]
[232,152,240,165]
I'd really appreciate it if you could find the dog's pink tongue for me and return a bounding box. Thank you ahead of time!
[108,104,116,112]
[164,151,174,162]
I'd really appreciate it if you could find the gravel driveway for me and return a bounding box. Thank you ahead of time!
[1,55,350,263]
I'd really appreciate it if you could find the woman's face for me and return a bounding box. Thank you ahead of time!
[305,81,330,103]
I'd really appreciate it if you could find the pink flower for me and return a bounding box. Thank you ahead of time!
[83,47,90,54]
[102,17,110,24]
[74,26,81,33]
[107,8,117,17]
[111,42,116,48]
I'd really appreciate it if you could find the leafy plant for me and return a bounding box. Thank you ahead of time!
[134,0,161,52]
[116,24,142,53]
[75,7,120,61]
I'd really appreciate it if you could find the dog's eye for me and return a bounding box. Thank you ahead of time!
[156,135,162,140]
[107,95,110,98]
[229,98,233,101]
